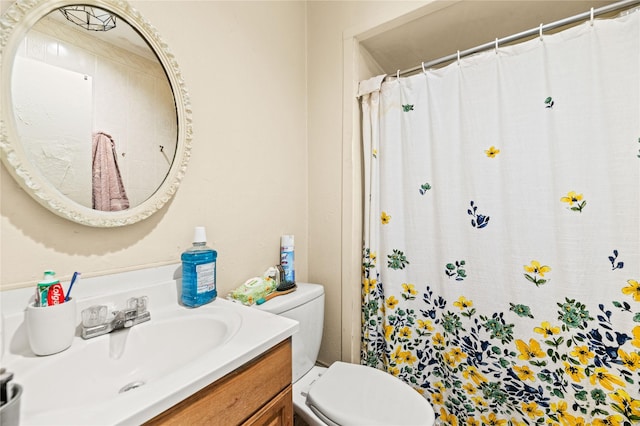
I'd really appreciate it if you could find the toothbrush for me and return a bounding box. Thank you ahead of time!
[65,272,80,302]
[256,284,297,305]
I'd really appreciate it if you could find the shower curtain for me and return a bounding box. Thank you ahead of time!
[360,11,640,426]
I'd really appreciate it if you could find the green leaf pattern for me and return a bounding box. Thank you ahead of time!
[362,93,640,425]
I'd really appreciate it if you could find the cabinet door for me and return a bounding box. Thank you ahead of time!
[145,339,292,425]
[243,385,293,426]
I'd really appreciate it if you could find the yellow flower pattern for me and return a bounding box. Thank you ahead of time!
[462,365,488,385]
[363,277,376,294]
[515,338,545,360]
[571,345,595,364]
[356,23,640,426]
[380,211,391,225]
[440,408,459,426]
[560,190,587,212]
[417,319,434,332]
[589,367,625,391]
[621,279,640,301]
[513,365,535,381]
[384,324,393,340]
[609,389,640,421]
[522,401,543,418]
[617,348,640,371]
[533,321,560,337]
[361,265,640,425]
[481,412,507,426]
[485,146,501,158]
[563,361,585,382]
[401,282,417,301]
[560,191,583,205]
[632,326,640,348]
[385,295,398,310]
[524,260,552,286]
[358,94,640,425]
[453,296,473,310]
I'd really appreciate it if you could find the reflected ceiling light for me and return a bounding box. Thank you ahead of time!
[59,6,116,32]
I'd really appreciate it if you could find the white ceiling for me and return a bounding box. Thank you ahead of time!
[360,0,622,74]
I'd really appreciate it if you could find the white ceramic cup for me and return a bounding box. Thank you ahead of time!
[25,298,77,356]
[0,383,22,426]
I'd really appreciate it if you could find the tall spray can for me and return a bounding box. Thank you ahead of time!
[280,235,295,285]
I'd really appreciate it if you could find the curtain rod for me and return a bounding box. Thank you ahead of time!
[392,0,640,78]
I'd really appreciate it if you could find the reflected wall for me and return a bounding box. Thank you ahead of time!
[14,15,176,208]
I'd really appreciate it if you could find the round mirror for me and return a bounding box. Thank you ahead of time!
[0,0,192,227]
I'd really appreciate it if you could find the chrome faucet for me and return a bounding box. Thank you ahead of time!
[81,297,150,339]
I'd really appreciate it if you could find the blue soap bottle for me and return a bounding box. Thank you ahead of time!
[181,226,217,307]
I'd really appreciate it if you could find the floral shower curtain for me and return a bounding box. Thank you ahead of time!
[360,11,640,426]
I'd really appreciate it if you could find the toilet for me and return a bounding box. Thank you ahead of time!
[255,283,435,426]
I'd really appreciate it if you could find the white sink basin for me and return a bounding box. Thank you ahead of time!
[0,265,299,426]
[18,308,242,415]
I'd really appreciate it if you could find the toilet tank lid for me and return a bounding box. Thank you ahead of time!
[253,282,324,314]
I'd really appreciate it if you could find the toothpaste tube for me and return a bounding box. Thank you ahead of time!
[37,271,65,307]
[46,282,65,305]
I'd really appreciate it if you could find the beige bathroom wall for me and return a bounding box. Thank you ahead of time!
[306,1,430,366]
[0,0,433,368]
[0,1,308,296]
[4,0,613,370]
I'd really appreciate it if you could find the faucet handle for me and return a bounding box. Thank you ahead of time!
[81,305,108,327]
[126,296,148,314]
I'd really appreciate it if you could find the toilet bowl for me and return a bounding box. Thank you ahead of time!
[291,364,328,425]
[255,283,435,426]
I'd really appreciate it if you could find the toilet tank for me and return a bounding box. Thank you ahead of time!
[254,283,324,383]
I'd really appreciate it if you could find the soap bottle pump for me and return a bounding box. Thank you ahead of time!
[181,227,217,307]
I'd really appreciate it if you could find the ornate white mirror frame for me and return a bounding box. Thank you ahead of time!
[0,0,192,227]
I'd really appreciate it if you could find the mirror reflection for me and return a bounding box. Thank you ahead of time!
[11,6,177,211]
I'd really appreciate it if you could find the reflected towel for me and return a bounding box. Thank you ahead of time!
[92,132,129,211]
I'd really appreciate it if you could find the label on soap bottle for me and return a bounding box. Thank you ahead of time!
[196,262,216,294]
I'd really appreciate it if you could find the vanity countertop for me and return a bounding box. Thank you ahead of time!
[0,264,299,426]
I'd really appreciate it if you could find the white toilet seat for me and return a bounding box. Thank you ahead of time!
[305,362,435,426]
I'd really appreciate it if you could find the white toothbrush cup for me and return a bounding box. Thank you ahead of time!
[25,298,77,356]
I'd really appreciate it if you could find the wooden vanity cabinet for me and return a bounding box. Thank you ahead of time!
[146,338,293,426]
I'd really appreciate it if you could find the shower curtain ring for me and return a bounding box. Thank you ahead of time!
[457,50,460,66]
[422,61,426,74]
[396,69,400,80]
[495,38,499,54]
[539,23,543,41]
[590,7,595,26]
